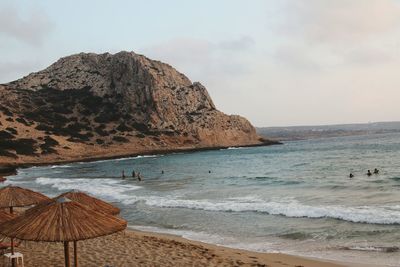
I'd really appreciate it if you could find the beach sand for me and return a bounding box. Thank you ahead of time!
[0,229,371,267]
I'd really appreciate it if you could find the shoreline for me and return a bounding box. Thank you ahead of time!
[0,140,281,175]
[129,228,379,267]
[14,227,378,267]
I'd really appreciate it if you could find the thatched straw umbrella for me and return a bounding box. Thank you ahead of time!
[59,190,120,215]
[0,185,49,212]
[0,185,49,266]
[0,197,127,267]
[0,209,15,224]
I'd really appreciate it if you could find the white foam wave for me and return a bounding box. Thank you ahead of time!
[130,225,275,252]
[4,180,28,185]
[35,177,141,202]
[74,155,161,164]
[131,196,400,225]
[50,165,72,169]
[115,155,160,161]
[220,147,247,151]
[32,175,400,225]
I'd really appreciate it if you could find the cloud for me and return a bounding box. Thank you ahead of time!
[281,0,400,43]
[0,4,53,46]
[271,0,400,70]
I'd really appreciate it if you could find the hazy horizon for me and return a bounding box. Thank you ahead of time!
[1,0,400,127]
[257,120,400,129]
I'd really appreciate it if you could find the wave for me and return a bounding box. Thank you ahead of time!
[130,225,275,253]
[218,147,248,151]
[292,162,309,167]
[35,177,141,202]
[342,246,399,253]
[4,180,28,185]
[114,155,160,161]
[76,154,161,164]
[32,175,400,225]
[279,232,312,240]
[324,185,347,190]
[245,176,302,185]
[50,165,72,169]
[129,196,400,225]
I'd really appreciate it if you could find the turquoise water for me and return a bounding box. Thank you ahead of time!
[6,132,400,266]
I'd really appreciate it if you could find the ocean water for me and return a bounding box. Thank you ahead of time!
[6,132,400,266]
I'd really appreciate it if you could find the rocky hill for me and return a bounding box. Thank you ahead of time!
[0,51,273,165]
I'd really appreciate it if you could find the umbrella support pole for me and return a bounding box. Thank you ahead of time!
[64,241,70,267]
[10,208,16,267]
[11,237,16,267]
[74,241,78,267]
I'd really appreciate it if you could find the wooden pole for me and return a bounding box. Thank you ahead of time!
[10,207,16,267]
[74,241,78,267]
[10,237,16,267]
[64,241,70,267]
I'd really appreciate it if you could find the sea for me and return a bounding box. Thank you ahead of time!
[5,132,400,266]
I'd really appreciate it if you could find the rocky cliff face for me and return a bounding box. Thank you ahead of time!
[0,51,270,164]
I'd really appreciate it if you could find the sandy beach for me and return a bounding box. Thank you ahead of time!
[0,229,371,267]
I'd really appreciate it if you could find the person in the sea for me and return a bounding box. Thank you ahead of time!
[367,170,372,176]
[349,173,354,178]
[137,172,142,181]
[374,168,379,174]
[122,170,126,179]
[208,170,211,173]
[161,170,164,174]
[132,170,136,178]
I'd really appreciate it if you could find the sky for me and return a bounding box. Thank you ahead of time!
[1,0,400,127]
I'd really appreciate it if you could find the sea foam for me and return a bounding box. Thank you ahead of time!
[130,225,276,252]
[32,176,400,225]
[35,177,141,202]
[135,196,400,225]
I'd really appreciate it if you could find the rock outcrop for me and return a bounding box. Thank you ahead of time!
[0,51,272,164]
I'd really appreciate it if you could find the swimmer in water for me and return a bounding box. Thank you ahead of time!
[122,170,126,179]
[349,173,354,178]
[374,168,379,174]
[367,170,372,176]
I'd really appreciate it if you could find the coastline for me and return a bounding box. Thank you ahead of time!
[15,228,375,267]
[0,140,281,174]
[133,229,380,267]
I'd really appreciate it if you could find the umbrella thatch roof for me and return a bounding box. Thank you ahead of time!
[0,209,16,224]
[59,190,120,215]
[0,197,126,242]
[0,185,49,208]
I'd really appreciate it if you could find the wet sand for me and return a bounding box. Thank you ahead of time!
[0,229,373,267]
